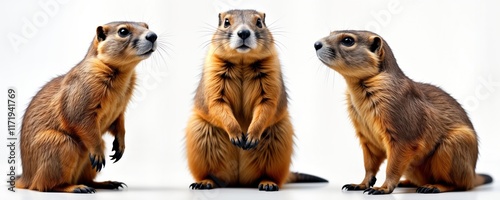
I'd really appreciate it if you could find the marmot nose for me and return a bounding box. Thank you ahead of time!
[314,42,323,50]
[146,32,158,43]
[237,29,251,40]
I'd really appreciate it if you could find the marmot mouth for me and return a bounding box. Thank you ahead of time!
[237,45,250,51]
[140,48,155,56]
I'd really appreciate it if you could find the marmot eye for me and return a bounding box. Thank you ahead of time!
[118,28,130,37]
[224,18,230,28]
[341,36,355,47]
[256,18,263,28]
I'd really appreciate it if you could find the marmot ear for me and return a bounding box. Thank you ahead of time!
[369,36,381,52]
[369,36,383,56]
[262,13,266,26]
[260,13,266,26]
[96,26,107,42]
[218,13,222,27]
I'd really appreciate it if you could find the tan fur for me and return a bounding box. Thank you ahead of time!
[17,21,157,193]
[315,30,492,194]
[186,10,293,191]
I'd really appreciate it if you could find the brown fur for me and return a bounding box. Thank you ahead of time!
[186,10,326,192]
[315,30,492,194]
[17,21,157,193]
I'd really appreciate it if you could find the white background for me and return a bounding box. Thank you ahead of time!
[1,0,499,199]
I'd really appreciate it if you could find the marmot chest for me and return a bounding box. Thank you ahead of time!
[96,75,135,134]
[346,86,392,151]
[220,64,267,121]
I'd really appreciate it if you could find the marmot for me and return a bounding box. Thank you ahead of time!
[314,30,492,194]
[186,9,327,191]
[16,21,157,193]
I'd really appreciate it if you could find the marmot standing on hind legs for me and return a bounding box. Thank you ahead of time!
[16,21,157,193]
[186,9,327,192]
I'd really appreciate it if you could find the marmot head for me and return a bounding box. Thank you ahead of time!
[212,9,274,57]
[92,21,157,67]
[314,30,387,79]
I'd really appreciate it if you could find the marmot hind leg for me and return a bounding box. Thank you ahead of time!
[412,126,478,193]
[78,159,127,190]
[186,115,239,189]
[28,130,92,193]
[240,118,294,191]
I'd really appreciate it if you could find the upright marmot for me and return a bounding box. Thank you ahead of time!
[186,10,327,191]
[17,21,157,193]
